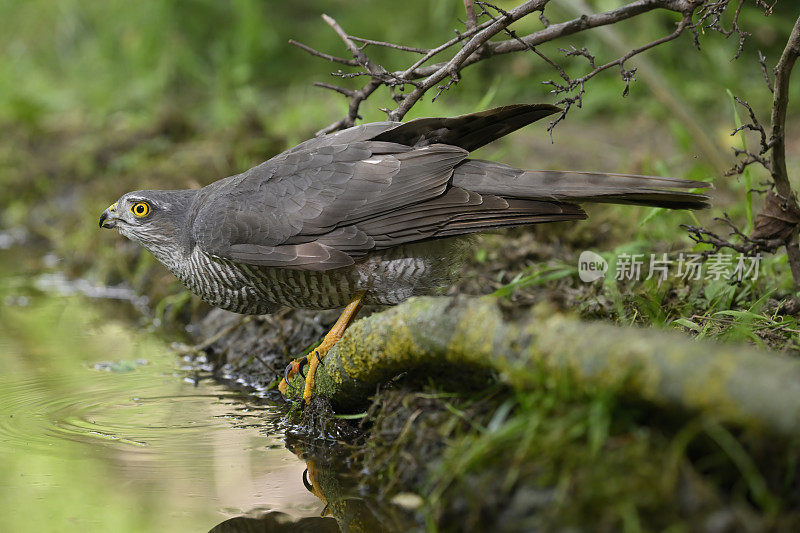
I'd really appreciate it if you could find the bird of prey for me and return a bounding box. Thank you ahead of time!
[99,104,709,403]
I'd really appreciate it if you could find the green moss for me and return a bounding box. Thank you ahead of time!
[301,381,798,532]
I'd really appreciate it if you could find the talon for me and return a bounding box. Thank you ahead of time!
[282,356,308,383]
[314,350,325,366]
[302,468,314,492]
[279,356,310,396]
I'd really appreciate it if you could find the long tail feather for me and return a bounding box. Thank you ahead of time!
[454,159,711,210]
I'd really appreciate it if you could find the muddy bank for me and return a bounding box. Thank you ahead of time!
[192,314,800,531]
[190,265,800,531]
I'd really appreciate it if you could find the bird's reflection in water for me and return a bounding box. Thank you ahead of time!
[209,511,339,533]
[209,441,415,533]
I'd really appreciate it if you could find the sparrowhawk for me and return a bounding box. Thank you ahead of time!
[99,104,709,402]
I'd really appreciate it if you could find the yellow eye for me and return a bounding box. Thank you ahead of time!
[130,201,151,218]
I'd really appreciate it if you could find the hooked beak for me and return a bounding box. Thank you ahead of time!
[99,202,118,229]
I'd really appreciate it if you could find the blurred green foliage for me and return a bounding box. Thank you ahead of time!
[0,0,797,322]
[0,0,796,131]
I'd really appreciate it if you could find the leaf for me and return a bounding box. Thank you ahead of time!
[751,191,800,242]
[333,412,368,419]
[492,266,576,298]
[713,310,761,321]
[671,318,702,332]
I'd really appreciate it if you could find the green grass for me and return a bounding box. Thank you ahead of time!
[353,375,799,531]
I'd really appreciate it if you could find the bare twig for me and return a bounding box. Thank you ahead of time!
[561,0,729,172]
[683,189,800,266]
[289,39,359,67]
[311,14,418,133]
[768,16,800,292]
[682,213,784,257]
[731,96,770,154]
[295,0,748,133]
[560,45,597,69]
[487,0,698,57]
[313,82,357,98]
[691,0,751,59]
[348,36,428,54]
[726,148,771,177]
[543,13,692,133]
[754,0,776,16]
[685,16,800,295]
[464,0,478,31]
[389,0,549,120]
[322,14,384,76]
[706,0,749,59]
[315,79,381,136]
[538,9,550,28]
[573,14,690,90]
[758,50,774,93]
[399,19,496,79]
[477,1,569,82]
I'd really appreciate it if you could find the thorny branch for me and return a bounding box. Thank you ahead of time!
[541,11,692,134]
[758,50,774,92]
[768,15,800,292]
[686,15,800,294]
[683,211,786,258]
[730,96,771,157]
[721,96,772,178]
[293,0,750,135]
[691,0,751,59]
[293,1,800,292]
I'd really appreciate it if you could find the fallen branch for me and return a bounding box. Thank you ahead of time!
[285,296,800,437]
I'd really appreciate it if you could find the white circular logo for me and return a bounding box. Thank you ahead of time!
[578,251,608,282]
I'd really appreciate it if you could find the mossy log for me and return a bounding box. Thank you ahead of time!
[284,296,800,437]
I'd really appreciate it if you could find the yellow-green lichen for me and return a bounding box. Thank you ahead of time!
[284,296,800,437]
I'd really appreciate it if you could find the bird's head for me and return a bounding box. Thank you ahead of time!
[99,189,198,255]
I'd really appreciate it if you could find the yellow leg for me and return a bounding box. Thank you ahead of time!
[303,459,331,516]
[278,292,364,403]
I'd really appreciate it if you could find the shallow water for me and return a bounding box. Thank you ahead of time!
[0,248,323,532]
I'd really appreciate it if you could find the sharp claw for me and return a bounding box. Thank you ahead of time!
[284,356,309,383]
[314,350,325,366]
[302,468,314,492]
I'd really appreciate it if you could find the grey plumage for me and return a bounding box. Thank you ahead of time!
[100,104,710,314]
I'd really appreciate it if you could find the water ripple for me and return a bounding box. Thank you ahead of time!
[0,369,283,462]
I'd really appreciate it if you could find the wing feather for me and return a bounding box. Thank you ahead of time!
[261,189,586,268]
[192,142,469,267]
[187,104,704,271]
